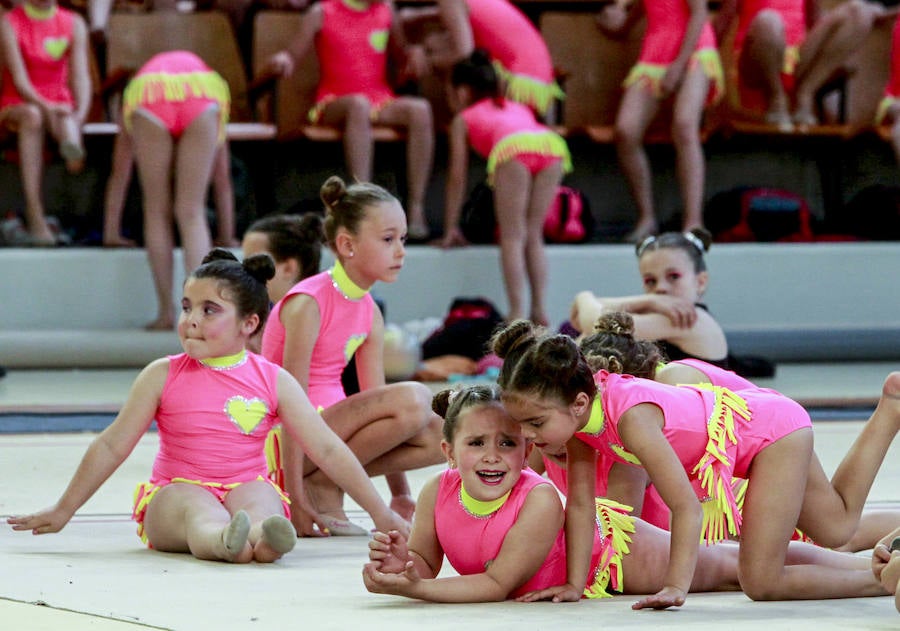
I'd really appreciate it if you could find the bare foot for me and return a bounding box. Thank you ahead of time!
[764,108,794,133]
[623,220,657,245]
[103,235,138,248]
[878,372,900,431]
[60,140,86,174]
[221,510,251,562]
[305,471,348,522]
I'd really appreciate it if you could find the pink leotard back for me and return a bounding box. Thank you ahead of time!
[0,4,75,108]
[261,265,375,409]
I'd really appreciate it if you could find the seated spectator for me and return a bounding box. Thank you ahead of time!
[262,0,434,241]
[0,0,90,245]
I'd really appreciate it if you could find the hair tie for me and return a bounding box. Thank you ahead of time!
[635,234,657,257]
[448,389,460,405]
[683,231,705,255]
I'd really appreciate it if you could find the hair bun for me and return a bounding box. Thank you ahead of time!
[242,253,276,284]
[320,175,348,211]
[594,312,635,338]
[201,247,238,265]
[432,389,452,418]
[491,319,537,359]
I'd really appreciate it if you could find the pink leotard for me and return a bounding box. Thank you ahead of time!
[877,16,900,125]
[623,0,723,106]
[311,0,395,122]
[131,351,290,543]
[577,370,811,543]
[434,467,635,598]
[669,358,758,392]
[732,0,805,112]
[261,261,374,410]
[460,97,571,185]
[0,3,75,110]
[464,0,562,115]
[122,50,230,143]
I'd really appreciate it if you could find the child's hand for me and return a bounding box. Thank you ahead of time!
[631,585,687,610]
[402,44,429,80]
[595,5,629,39]
[368,529,410,573]
[646,295,697,328]
[515,582,582,603]
[7,504,74,534]
[362,559,423,597]
[290,494,332,537]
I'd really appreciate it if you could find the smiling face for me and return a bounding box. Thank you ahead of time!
[178,277,257,360]
[341,200,407,288]
[638,247,708,301]
[442,404,531,502]
[501,393,582,459]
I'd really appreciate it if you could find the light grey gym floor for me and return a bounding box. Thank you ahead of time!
[1,363,899,630]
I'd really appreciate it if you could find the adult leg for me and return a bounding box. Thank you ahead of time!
[740,9,791,129]
[224,480,296,563]
[377,97,435,239]
[142,483,253,563]
[131,110,176,329]
[523,161,563,326]
[4,104,55,244]
[739,429,884,600]
[171,105,217,274]
[794,0,879,126]
[320,95,374,182]
[614,81,662,243]
[670,66,710,232]
[491,159,532,322]
[796,372,900,548]
[303,382,442,519]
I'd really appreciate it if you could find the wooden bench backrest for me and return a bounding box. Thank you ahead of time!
[106,11,252,121]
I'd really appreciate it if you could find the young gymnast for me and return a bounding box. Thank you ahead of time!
[263,0,434,240]
[121,50,231,330]
[0,0,91,245]
[493,319,899,607]
[872,527,900,613]
[362,383,884,604]
[438,50,571,326]
[261,176,443,537]
[569,229,728,366]
[7,249,407,563]
[715,0,888,130]
[596,0,723,241]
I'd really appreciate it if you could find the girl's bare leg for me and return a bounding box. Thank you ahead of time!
[302,382,442,521]
[797,372,900,548]
[524,161,563,326]
[102,130,138,247]
[224,480,296,563]
[614,81,662,243]
[836,510,900,553]
[211,142,238,247]
[671,66,709,232]
[131,110,176,329]
[740,10,791,128]
[171,106,217,274]
[739,429,885,600]
[320,95,374,182]
[377,97,434,238]
[5,104,55,243]
[142,483,253,563]
[492,159,532,322]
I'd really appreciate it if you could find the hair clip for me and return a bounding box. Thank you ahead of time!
[683,231,705,254]
[635,234,657,257]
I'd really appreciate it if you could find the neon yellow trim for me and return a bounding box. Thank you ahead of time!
[610,443,642,466]
[485,131,572,185]
[460,482,510,516]
[623,62,666,99]
[122,70,231,143]
[579,397,605,435]
[24,3,56,20]
[342,0,368,11]
[690,385,751,543]
[877,96,895,126]
[492,60,565,117]
[784,46,799,75]
[583,498,635,598]
[330,260,369,300]
[200,350,247,369]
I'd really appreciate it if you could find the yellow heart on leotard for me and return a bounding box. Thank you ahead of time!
[43,37,70,60]
[369,30,388,53]
[225,396,268,434]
